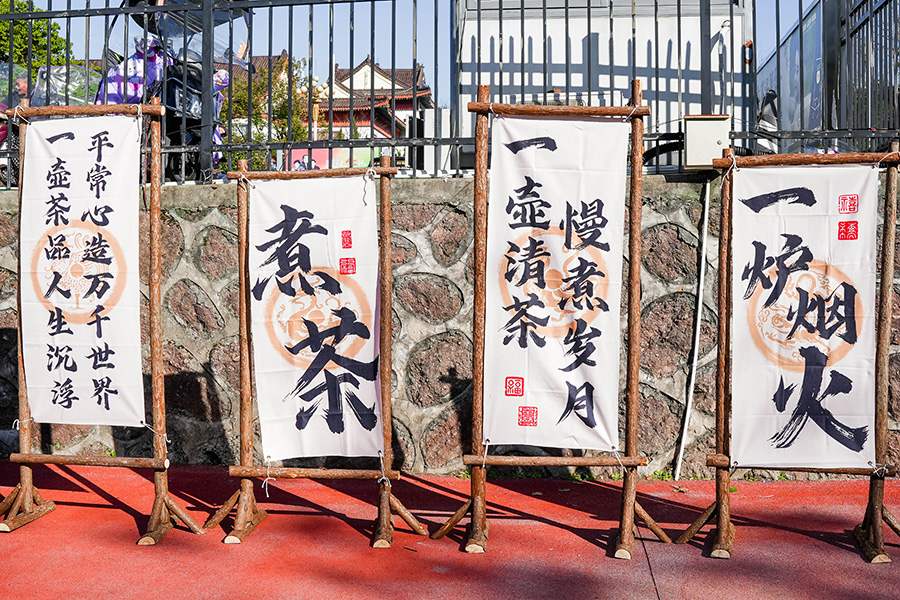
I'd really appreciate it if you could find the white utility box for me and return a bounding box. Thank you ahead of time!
[683,115,731,169]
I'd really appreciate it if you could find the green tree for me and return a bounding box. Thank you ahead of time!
[0,0,71,73]
[222,55,327,169]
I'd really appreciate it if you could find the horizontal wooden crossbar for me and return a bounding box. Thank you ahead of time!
[462,455,647,467]
[228,466,400,480]
[467,102,651,118]
[706,453,897,476]
[711,152,900,169]
[5,104,165,118]
[226,167,397,181]
[10,453,168,469]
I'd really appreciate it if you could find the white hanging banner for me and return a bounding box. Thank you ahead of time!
[20,116,144,427]
[731,165,877,469]
[249,177,383,461]
[482,116,629,450]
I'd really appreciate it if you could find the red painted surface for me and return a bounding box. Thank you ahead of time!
[1,463,898,599]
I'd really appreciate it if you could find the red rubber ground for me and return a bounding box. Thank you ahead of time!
[1,462,898,599]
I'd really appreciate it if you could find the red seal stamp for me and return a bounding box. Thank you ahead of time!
[838,194,858,214]
[341,230,352,249]
[837,221,858,241]
[518,406,538,427]
[339,257,356,275]
[505,376,524,397]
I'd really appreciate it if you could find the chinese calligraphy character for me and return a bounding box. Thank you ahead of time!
[506,176,551,230]
[91,376,118,410]
[88,131,114,162]
[87,343,116,370]
[769,345,867,452]
[742,233,813,308]
[46,344,77,372]
[561,199,609,251]
[46,157,71,189]
[557,381,597,428]
[501,292,549,348]
[86,163,112,199]
[253,205,328,299]
[51,378,78,408]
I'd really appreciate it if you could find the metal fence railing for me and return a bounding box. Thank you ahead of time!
[0,0,895,182]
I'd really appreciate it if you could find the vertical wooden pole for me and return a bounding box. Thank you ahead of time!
[140,97,173,544]
[712,147,735,559]
[219,158,267,544]
[238,159,253,471]
[855,141,898,563]
[465,84,491,554]
[374,155,395,548]
[615,79,644,561]
[15,98,34,514]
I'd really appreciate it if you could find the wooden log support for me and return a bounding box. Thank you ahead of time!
[853,141,899,564]
[635,501,673,544]
[0,98,55,534]
[438,82,665,553]
[675,502,717,545]
[462,455,647,467]
[431,499,472,540]
[209,157,424,545]
[461,83,492,556]
[390,494,429,536]
[1,100,199,541]
[373,480,394,549]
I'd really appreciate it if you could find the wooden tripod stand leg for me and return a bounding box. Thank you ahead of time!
[431,499,472,540]
[615,467,638,559]
[137,469,206,545]
[389,493,429,536]
[464,465,488,553]
[373,480,394,548]
[711,467,734,559]
[675,501,717,545]
[0,466,56,532]
[854,475,891,563]
[219,478,267,544]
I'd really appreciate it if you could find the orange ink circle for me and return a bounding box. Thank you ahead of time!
[498,226,611,339]
[745,259,864,372]
[30,221,128,325]
[265,267,372,369]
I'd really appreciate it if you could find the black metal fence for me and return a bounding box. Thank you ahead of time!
[0,0,895,182]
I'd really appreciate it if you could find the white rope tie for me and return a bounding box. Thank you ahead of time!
[611,446,625,475]
[724,152,738,178]
[142,422,169,444]
[12,418,33,430]
[869,461,889,477]
[239,172,256,189]
[362,168,376,205]
[262,458,275,498]
[488,103,495,114]
[627,105,639,120]
[12,105,28,124]
[877,151,899,169]
[377,450,390,487]
[481,439,490,469]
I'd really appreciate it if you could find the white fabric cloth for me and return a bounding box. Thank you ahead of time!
[482,115,629,450]
[731,165,877,468]
[249,177,383,460]
[21,116,144,426]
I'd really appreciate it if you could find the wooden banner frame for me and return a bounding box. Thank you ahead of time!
[0,99,205,544]
[431,81,671,558]
[204,157,428,547]
[677,146,900,561]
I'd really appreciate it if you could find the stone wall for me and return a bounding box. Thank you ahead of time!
[0,175,897,480]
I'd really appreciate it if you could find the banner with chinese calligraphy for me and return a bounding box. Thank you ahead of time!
[20,116,144,426]
[482,116,629,450]
[731,165,877,468]
[249,177,382,460]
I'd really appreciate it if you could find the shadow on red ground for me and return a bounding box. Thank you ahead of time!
[2,461,899,599]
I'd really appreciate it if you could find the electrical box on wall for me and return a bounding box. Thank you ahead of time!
[683,115,731,170]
